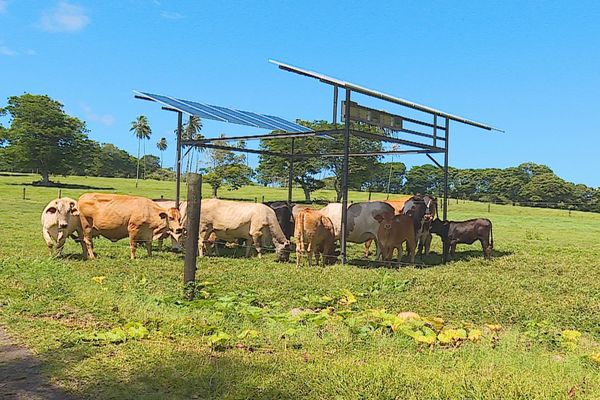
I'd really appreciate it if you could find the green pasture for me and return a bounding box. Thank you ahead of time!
[1,173,600,399]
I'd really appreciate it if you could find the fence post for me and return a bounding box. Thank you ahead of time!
[487,203,491,213]
[184,173,202,301]
[262,195,265,203]
[58,189,62,199]
[22,188,26,200]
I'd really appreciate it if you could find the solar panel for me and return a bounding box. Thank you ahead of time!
[134,91,311,133]
[269,60,503,132]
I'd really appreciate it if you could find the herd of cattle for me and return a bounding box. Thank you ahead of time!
[41,193,494,265]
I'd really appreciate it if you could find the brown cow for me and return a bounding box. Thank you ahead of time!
[294,209,336,267]
[77,193,184,259]
[374,211,416,265]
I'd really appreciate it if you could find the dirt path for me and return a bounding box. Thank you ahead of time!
[0,327,76,399]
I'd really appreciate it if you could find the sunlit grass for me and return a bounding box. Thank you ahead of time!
[1,173,600,399]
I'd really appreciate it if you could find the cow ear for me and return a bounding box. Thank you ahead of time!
[70,202,80,216]
[46,207,57,214]
[374,214,384,223]
[159,212,168,220]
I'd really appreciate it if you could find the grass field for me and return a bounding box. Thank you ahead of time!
[2,173,600,399]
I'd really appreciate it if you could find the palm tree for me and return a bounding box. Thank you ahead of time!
[181,116,203,173]
[130,115,152,188]
[156,137,168,168]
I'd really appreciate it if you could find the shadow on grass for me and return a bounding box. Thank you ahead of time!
[0,172,30,177]
[10,181,114,190]
[347,249,513,269]
[33,344,296,400]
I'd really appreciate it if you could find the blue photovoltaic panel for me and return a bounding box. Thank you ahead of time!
[134,91,311,133]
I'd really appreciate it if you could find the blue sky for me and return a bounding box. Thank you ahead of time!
[1,1,599,186]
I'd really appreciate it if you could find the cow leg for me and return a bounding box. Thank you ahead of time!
[424,233,432,256]
[450,242,457,257]
[80,217,96,260]
[252,233,263,258]
[128,225,139,259]
[158,238,164,252]
[407,238,416,264]
[145,241,153,257]
[480,239,492,259]
[364,239,372,258]
[43,229,55,256]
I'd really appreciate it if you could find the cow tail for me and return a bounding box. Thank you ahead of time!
[490,221,494,249]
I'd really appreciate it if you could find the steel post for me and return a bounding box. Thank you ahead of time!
[288,138,295,204]
[175,112,183,208]
[184,173,202,300]
[340,89,351,265]
[333,85,338,128]
[442,118,450,263]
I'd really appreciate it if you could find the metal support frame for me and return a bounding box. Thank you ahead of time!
[340,89,351,265]
[175,111,183,208]
[136,60,499,280]
[288,138,295,204]
[443,118,450,221]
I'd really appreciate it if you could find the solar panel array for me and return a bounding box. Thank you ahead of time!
[134,91,311,133]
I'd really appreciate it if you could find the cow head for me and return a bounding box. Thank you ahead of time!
[166,207,185,243]
[429,218,449,237]
[275,239,291,262]
[374,211,395,230]
[45,198,79,239]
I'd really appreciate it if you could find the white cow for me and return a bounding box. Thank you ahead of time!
[41,197,83,256]
[199,199,290,261]
[320,201,394,257]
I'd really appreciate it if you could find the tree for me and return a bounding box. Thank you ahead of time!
[257,126,326,202]
[130,115,152,187]
[139,154,161,175]
[520,172,572,206]
[156,137,167,167]
[0,94,90,184]
[204,137,253,197]
[182,115,203,173]
[87,143,137,178]
[362,161,406,194]
[404,164,445,196]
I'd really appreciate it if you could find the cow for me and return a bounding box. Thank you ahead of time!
[364,196,436,258]
[41,197,84,256]
[199,199,290,262]
[264,201,294,240]
[153,199,187,251]
[319,201,395,258]
[294,208,336,267]
[401,195,437,257]
[77,193,184,260]
[373,211,416,265]
[429,218,494,262]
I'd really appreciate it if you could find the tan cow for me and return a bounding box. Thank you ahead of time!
[374,211,416,265]
[77,193,184,259]
[294,208,336,267]
[199,199,290,261]
[41,197,84,256]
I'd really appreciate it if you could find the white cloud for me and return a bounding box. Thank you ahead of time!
[160,10,183,20]
[40,1,90,32]
[0,45,16,56]
[81,104,115,126]
[24,49,37,56]
[0,1,8,14]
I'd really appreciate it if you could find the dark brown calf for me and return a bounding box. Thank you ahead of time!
[430,218,493,263]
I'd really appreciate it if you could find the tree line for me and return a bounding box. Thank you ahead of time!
[1,94,598,213]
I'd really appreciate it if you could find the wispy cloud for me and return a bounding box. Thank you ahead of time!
[81,104,115,126]
[0,44,35,57]
[40,1,90,32]
[160,10,184,20]
[0,1,8,14]
[0,46,16,56]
